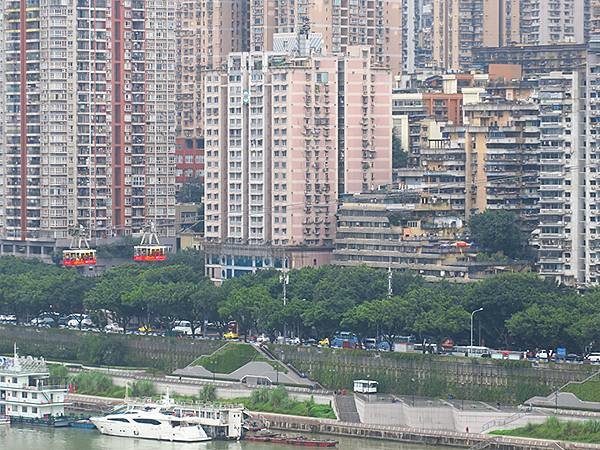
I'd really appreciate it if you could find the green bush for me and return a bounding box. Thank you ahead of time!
[198,384,216,402]
[130,380,156,398]
[70,372,125,398]
[49,364,69,378]
[492,417,600,444]
[240,387,335,419]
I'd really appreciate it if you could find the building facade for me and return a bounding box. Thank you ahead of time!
[0,0,177,242]
[175,0,249,188]
[249,0,404,75]
[535,72,585,286]
[520,0,587,45]
[333,191,529,281]
[203,46,391,282]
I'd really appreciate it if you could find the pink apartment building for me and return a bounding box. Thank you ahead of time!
[202,45,391,283]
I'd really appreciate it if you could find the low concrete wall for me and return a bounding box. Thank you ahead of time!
[254,412,598,449]
[354,395,547,433]
[527,392,600,411]
[103,372,333,406]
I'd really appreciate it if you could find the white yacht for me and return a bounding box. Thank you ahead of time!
[90,403,211,442]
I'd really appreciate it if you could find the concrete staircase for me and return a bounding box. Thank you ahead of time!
[334,394,361,423]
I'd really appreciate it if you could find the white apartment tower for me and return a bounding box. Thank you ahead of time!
[536,72,585,286]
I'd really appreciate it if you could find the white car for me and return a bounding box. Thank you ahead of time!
[536,350,551,360]
[257,334,271,344]
[104,323,124,333]
[67,315,94,329]
[172,320,193,335]
[586,352,600,363]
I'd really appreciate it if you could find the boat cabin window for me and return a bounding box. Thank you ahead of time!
[108,418,130,423]
[133,418,162,425]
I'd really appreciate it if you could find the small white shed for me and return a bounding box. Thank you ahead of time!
[353,379,378,394]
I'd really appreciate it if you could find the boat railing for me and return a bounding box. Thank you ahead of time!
[22,384,68,391]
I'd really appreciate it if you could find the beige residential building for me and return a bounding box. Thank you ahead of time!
[482,0,520,47]
[249,0,404,74]
[175,0,248,187]
[203,45,391,282]
[521,0,587,45]
[433,0,521,71]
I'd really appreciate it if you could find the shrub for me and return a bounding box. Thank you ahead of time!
[130,380,156,398]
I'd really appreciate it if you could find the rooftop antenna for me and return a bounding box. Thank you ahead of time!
[13,342,20,370]
[298,16,310,56]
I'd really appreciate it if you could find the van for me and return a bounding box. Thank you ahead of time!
[172,320,193,335]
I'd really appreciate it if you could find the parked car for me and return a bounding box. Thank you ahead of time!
[586,352,600,363]
[536,350,551,360]
[0,315,16,324]
[67,314,94,329]
[172,320,193,336]
[223,331,240,340]
[257,334,270,344]
[286,337,301,345]
[30,316,57,327]
[104,323,124,333]
[318,337,330,347]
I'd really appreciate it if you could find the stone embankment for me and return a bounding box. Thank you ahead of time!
[252,412,600,450]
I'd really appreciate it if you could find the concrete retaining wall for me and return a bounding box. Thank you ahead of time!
[254,412,600,449]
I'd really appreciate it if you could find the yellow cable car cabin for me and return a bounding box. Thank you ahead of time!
[62,249,97,267]
[133,245,167,262]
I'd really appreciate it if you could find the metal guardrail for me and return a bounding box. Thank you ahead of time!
[481,411,527,432]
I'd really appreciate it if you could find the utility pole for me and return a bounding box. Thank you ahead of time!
[387,256,393,298]
[470,307,484,355]
[280,259,290,339]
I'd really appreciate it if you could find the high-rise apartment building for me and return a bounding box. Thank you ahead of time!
[433,0,522,71]
[432,0,483,71]
[175,0,249,187]
[203,45,391,282]
[0,0,177,243]
[482,0,520,47]
[521,0,587,45]
[249,0,404,74]
[535,72,585,286]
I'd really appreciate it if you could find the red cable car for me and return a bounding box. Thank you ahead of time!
[63,225,97,267]
[133,221,167,262]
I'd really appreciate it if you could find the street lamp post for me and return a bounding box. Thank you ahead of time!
[280,261,289,339]
[470,308,484,355]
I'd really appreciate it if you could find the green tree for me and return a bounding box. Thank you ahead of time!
[84,266,145,332]
[218,286,274,339]
[176,176,204,203]
[469,210,524,258]
[506,304,573,351]
[392,128,408,168]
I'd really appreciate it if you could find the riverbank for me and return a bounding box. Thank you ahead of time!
[254,412,600,449]
[64,394,593,450]
[492,417,600,445]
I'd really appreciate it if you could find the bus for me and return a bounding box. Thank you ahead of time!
[452,345,491,358]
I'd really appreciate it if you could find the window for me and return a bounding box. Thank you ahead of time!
[133,418,162,425]
[108,418,130,423]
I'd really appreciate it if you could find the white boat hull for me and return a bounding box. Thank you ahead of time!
[90,417,211,443]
